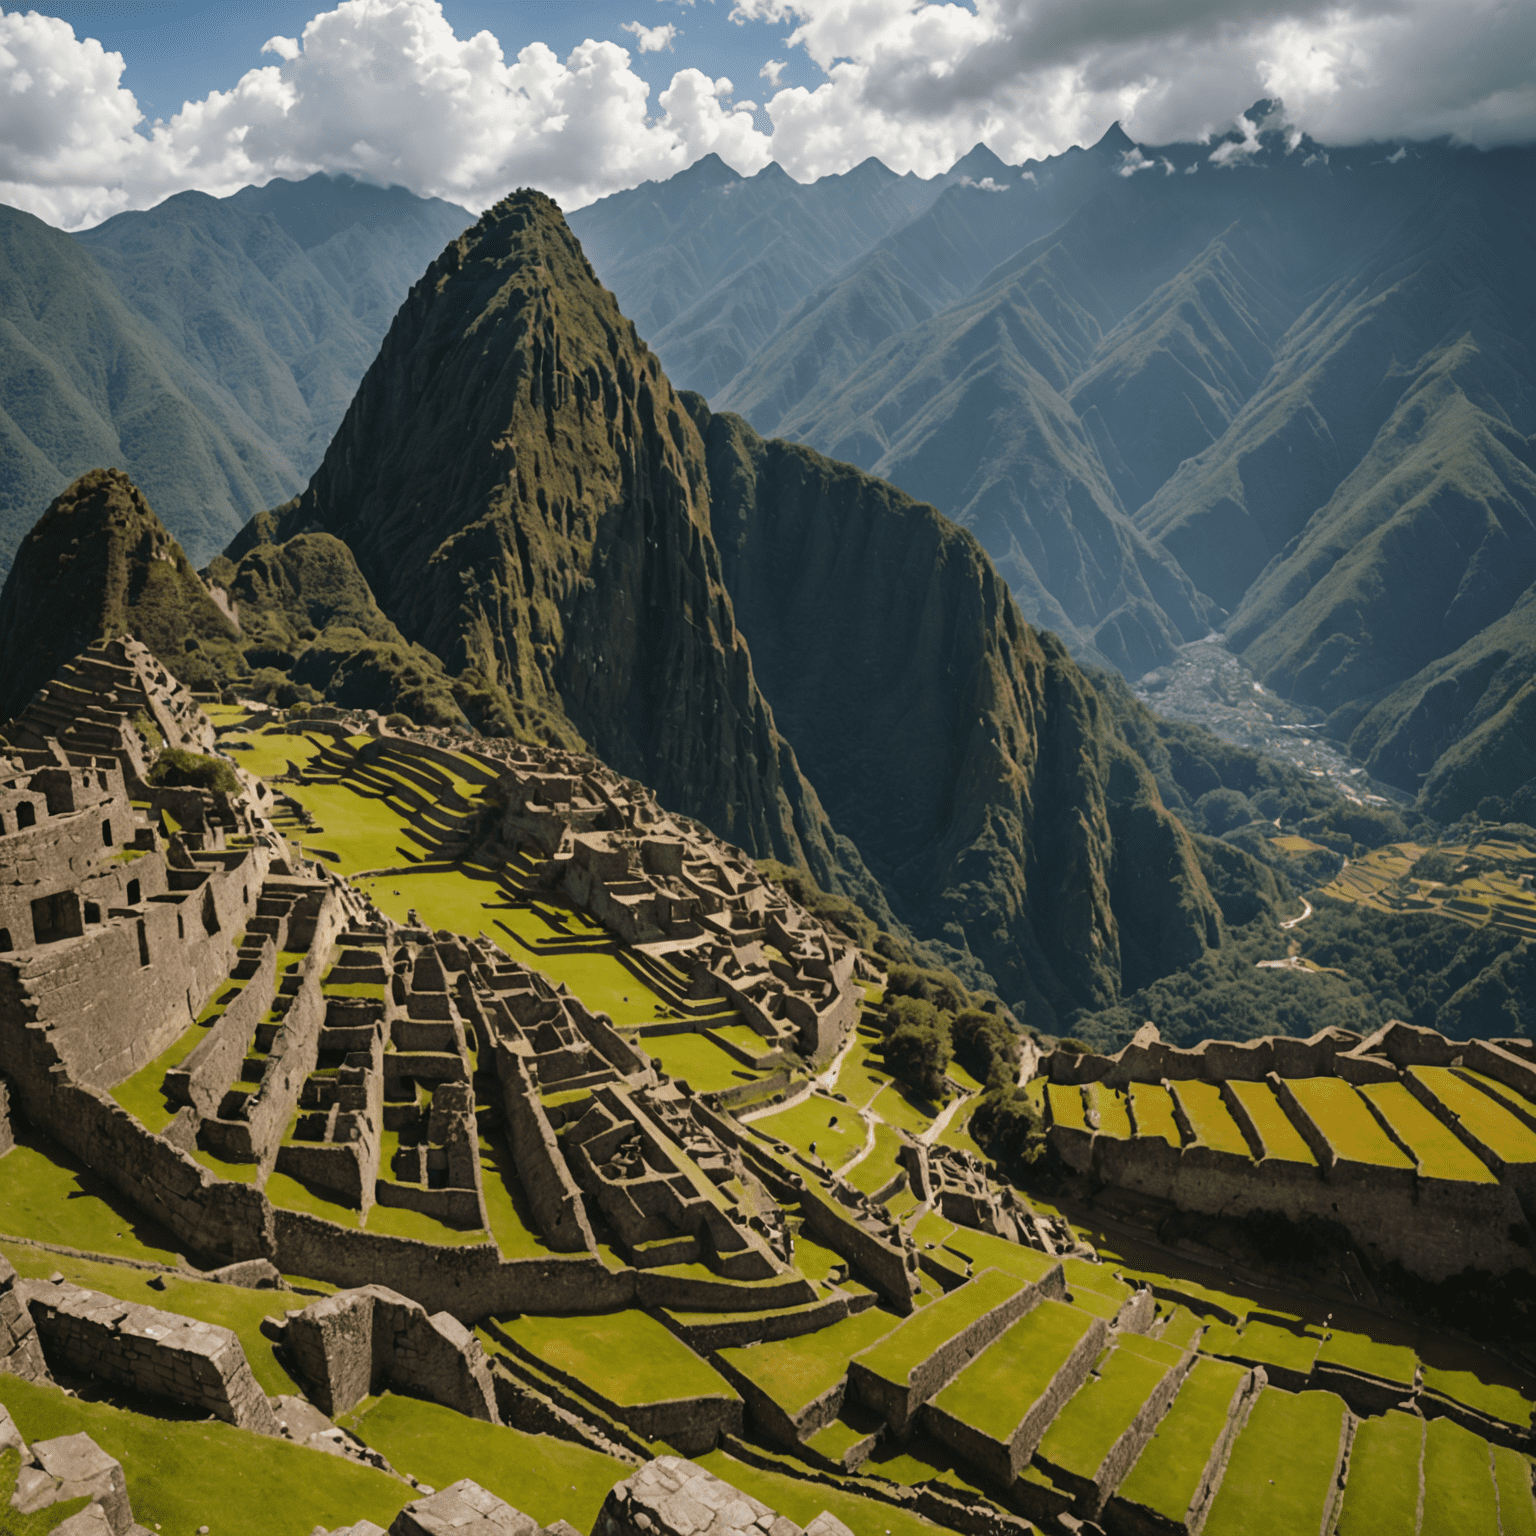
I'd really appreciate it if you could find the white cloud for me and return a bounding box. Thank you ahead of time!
[622,20,678,52]
[0,0,1531,232]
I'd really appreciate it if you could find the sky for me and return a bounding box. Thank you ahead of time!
[3,0,1534,230]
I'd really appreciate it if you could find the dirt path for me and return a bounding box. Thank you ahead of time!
[920,1092,974,1146]
[1280,896,1314,930]
[834,1108,878,1178]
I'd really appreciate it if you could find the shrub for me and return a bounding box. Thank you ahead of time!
[971,1086,1045,1168]
[1196,787,1254,835]
[883,1012,952,1102]
[146,749,240,796]
[952,1007,1020,1088]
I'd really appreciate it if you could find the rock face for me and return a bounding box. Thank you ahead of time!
[0,469,243,722]
[701,406,1221,1015]
[269,189,866,902]
[595,1457,854,1536]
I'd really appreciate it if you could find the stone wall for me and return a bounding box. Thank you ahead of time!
[594,1457,855,1536]
[22,1277,279,1433]
[165,939,278,1118]
[0,1073,11,1159]
[0,1256,48,1383]
[492,1043,593,1253]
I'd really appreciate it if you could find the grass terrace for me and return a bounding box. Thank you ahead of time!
[1335,1410,1424,1536]
[831,1029,897,1108]
[1170,1080,1250,1157]
[1225,1080,1316,1163]
[1493,1446,1536,1536]
[1458,1070,1536,1126]
[1413,1068,1536,1166]
[1084,1081,1131,1137]
[495,1310,733,1408]
[1129,1083,1181,1146]
[1315,1328,1417,1387]
[1285,1078,1413,1168]
[1356,1081,1497,1182]
[1202,1388,1347,1536]
[934,1100,985,1160]
[1033,1344,1173,1482]
[1201,1317,1322,1378]
[931,1298,1096,1441]
[1047,1083,1087,1131]
[719,1308,900,1416]
[0,1374,406,1536]
[941,1227,1059,1290]
[847,1121,905,1195]
[641,1029,768,1094]
[337,1394,627,1532]
[869,1081,941,1136]
[1114,1357,1247,1524]
[751,1094,866,1169]
[854,1269,1024,1389]
[1419,1415,1500,1536]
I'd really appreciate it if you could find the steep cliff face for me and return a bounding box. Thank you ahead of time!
[0,468,243,720]
[269,190,864,898]
[699,406,1221,1021]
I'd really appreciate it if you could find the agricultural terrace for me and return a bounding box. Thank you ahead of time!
[1284,1078,1414,1167]
[1410,1068,1536,1168]
[1201,1388,1348,1536]
[1047,1083,1088,1131]
[854,1269,1025,1388]
[1225,1079,1317,1163]
[1335,1411,1424,1535]
[1032,1343,1176,1481]
[1419,1415,1502,1536]
[1110,1356,1248,1524]
[1171,1080,1250,1155]
[1356,1081,1498,1182]
[1129,1082,1181,1145]
[748,1093,865,1168]
[718,1310,899,1417]
[1319,837,1536,938]
[931,1298,1098,1441]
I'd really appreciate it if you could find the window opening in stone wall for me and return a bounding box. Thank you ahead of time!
[83,901,101,925]
[176,913,184,940]
[0,928,11,952]
[137,919,150,967]
[16,803,35,829]
[127,879,141,905]
[0,812,6,836]
[102,818,114,846]
[30,892,82,946]
[201,885,220,936]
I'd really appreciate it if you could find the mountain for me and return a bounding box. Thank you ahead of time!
[252,188,1229,1021]
[0,174,471,572]
[576,119,1536,820]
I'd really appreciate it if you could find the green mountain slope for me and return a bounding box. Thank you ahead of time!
[0,175,470,572]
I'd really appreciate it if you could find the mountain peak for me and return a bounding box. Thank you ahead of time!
[1092,121,1138,155]
[675,151,742,190]
[947,142,1011,180]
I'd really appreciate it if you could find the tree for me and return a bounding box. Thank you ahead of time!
[952,1008,1020,1088]
[882,996,952,1101]
[972,1085,1044,1168]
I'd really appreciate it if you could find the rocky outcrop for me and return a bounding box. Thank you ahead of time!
[595,1457,854,1536]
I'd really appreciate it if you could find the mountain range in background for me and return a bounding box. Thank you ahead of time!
[571,106,1536,822]
[0,173,471,571]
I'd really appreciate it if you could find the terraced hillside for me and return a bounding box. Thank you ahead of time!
[0,667,1532,1536]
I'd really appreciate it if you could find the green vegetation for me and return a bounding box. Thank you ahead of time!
[1419,1360,1535,1428]
[719,1309,899,1415]
[639,1031,763,1094]
[855,1269,1023,1387]
[1,1444,89,1536]
[1316,1329,1417,1387]
[1034,1345,1171,1477]
[750,1094,865,1168]
[847,1122,904,1195]
[1085,1081,1132,1137]
[495,1311,732,1407]
[338,1394,627,1532]
[1047,1083,1087,1131]
[695,1450,946,1536]
[146,748,241,795]
[1419,1415,1499,1536]
[1171,1080,1249,1156]
[1129,1083,1180,1146]
[1115,1357,1247,1521]
[1493,1445,1536,1536]
[1410,1068,1536,1166]
[0,1374,408,1536]
[1286,1078,1413,1168]
[1225,1080,1316,1164]
[1336,1411,1424,1535]
[933,1299,1095,1439]
[477,1135,557,1260]
[1202,1389,1346,1536]
[1203,1318,1321,1377]
[1357,1081,1497,1182]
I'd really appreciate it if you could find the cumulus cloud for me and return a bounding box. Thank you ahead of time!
[622,20,678,52]
[0,0,1532,231]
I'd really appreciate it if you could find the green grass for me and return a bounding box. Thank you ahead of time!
[854,1268,1024,1387]
[221,726,328,781]
[477,1134,558,1260]
[1,1445,89,1536]
[1492,1445,1536,1536]
[1157,1306,1207,1352]
[1419,1358,1535,1427]
[1357,1081,1497,1182]
[1420,1414,1498,1536]
[1062,1256,1130,1303]
[1411,1068,1536,1165]
[1224,1080,1317,1164]
[1,1242,301,1397]
[1336,1410,1424,1535]
[1458,1071,1536,1127]
[751,1094,866,1168]
[1035,1345,1172,1478]
[1085,1081,1132,1137]
[934,1100,985,1160]
[0,1373,408,1536]
[1115,1357,1247,1520]
[1171,1080,1250,1157]
[1047,1083,1087,1131]
[1316,1328,1417,1387]
[695,1449,949,1536]
[847,1122,904,1195]
[495,1311,732,1406]
[1129,1083,1181,1146]
[1285,1079,1413,1168]
[719,1309,901,1415]
[940,1226,1059,1289]
[802,1417,870,1464]
[831,1032,895,1108]
[0,1127,181,1263]
[110,1016,221,1132]
[275,780,422,874]
[1204,1318,1321,1376]
[262,1169,488,1247]
[641,1030,765,1094]
[932,1299,1096,1439]
[338,1393,627,1532]
[1115,1330,1189,1369]
[869,1081,940,1136]
[1202,1389,1346,1536]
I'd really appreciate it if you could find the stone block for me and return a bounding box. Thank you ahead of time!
[595,1457,804,1536]
[15,1433,133,1535]
[285,1289,377,1417]
[803,1518,855,1536]
[389,1480,538,1536]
